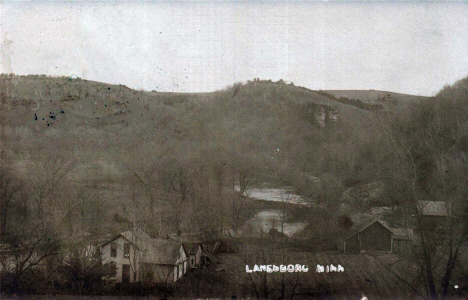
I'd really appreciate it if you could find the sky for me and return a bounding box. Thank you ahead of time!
[1,1,468,96]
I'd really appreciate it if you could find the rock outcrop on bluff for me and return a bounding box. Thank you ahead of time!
[314,104,339,127]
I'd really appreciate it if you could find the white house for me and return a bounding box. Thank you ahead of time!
[100,230,194,284]
[101,233,139,283]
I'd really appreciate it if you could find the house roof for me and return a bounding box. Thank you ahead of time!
[417,201,449,216]
[101,229,154,249]
[140,239,182,265]
[182,242,201,255]
[100,230,186,265]
[100,234,139,249]
[121,229,152,243]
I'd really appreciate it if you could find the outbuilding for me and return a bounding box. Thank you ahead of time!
[344,220,412,254]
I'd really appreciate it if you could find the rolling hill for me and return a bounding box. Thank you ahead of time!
[322,89,429,111]
[0,75,427,133]
[0,74,427,187]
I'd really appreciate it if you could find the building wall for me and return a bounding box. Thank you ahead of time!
[196,246,202,265]
[102,237,138,283]
[188,254,196,268]
[140,263,174,284]
[392,238,411,253]
[174,246,188,282]
[345,234,360,254]
[154,265,174,283]
[415,215,449,245]
[417,215,447,232]
[360,222,392,252]
[189,246,203,268]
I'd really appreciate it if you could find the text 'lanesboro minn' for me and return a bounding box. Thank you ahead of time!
[245,264,345,273]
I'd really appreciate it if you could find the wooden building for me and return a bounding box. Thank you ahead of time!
[344,220,413,254]
[415,200,450,232]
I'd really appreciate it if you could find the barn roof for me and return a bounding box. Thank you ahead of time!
[345,220,413,241]
[391,228,414,240]
[417,201,449,216]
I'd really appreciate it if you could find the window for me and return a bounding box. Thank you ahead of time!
[109,261,117,277]
[124,243,130,258]
[111,242,117,257]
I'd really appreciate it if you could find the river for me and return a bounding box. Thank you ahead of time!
[235,186,310,237]
[234,186,311,206]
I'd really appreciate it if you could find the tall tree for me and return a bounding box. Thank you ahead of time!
[372,77,468,300]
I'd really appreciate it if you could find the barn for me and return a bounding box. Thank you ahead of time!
[416,200,450,232]
[344,220,413,254]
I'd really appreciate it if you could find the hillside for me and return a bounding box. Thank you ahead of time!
[0,75,429,203]
[234,81,375,128]
[322,89,428,111]
[1,75,431,188]
[0,76,428,138]
[0,74,428,238]
[0,75,392,132]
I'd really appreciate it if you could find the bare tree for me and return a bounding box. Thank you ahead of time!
[28,154,76,218]
[129,161,159,218]
[2,220,61,293]
[370,90,468,300]
[230,154,261,234]
[0,163,23,237]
